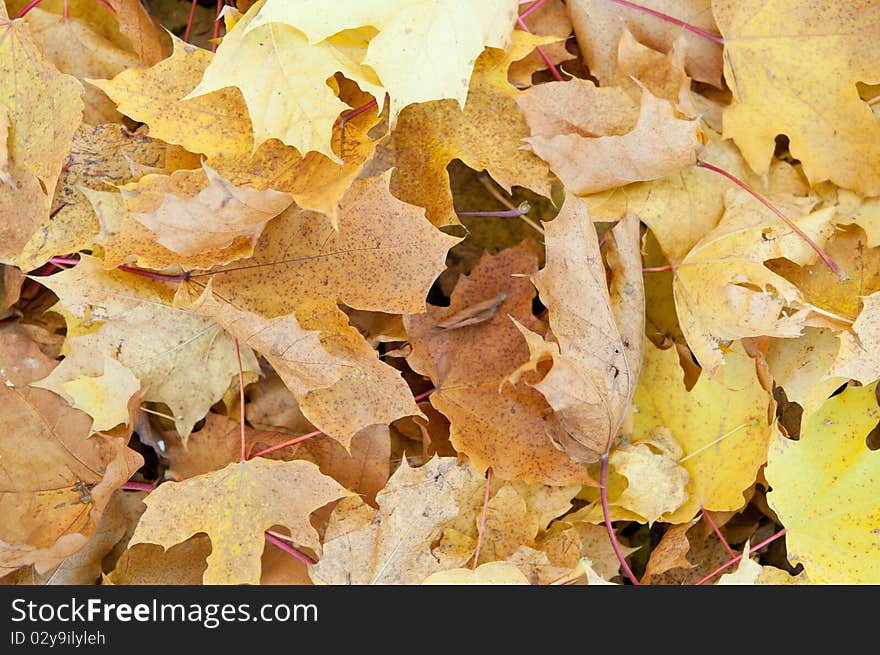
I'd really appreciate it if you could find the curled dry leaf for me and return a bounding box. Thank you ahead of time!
[674,189,835,376]
[405,244,593,485]
[567,0,722,86]
[521,88,701,195]
[509,195,644,463]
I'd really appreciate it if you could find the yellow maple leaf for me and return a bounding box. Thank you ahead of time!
[24,7,141,125]
[765,382,880,583]
[674,189,835,376]
[249,0,520,121]
[130,459,349,584]
[31,256,261,439]
[389,30,553,226]
[0,330,142,574]
[62,355,141,431]
[714,0,880,195]
[186,0,383,161]
[422,561,530,585]
[631,341,772,523]
[0,4,83,260]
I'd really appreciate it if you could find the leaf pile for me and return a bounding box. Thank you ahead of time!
[1,0,879,586]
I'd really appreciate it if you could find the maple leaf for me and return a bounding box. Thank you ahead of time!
[583,129,808,265]
[519,85,701,195]
[389,30,553,226]
[89,35,254,161]
[630,341,772,523]
[568,0,722,86]
[507,0,574,87]
[249,0,521,121]
[32,256,261,439]
[130,458,349,585]
[674,189,836,376]
[434,479,580,567]
[23,7,141,125]
[0,4,83,261]
[0,330,142,574]
[713,0,880,195]
[310,456,483,584]
[405,244,593,485]
[185,0,383,161]
[422,561,530,585]
[508,195,643,463]
[765,382,880,583]
[106,163,294,269]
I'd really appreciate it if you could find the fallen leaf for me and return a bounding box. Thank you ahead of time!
[389,30,553,226]
[61,354,141,431]
[422,561,530,585]
[186,0,383,161]
[310,456,483,584]
[405,244,593,485]
[249,0,520,121]
[568,0,722,86]
[106,535,211,585]
[509,196,643,462]
[0,4,83,260]
[24,7,141,125]
[630,341,772,523]
[130,458,349,584]
[508,0,574,87]
[0,331,142,574]
[765,382,880,583]
[674,188,835,376]
[714,0,880,195]
[32,256,261,439]
[522,88,701,195]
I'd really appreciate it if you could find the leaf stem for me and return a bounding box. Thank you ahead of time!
[600,452,640,584]
[184,0,198,43]
[518,0,550,21]
[515,12,564,81]
[248,430,323,459]
[701,508,736,558]
[264,531,316,565]
[695,528,787,585]
[605,0,725,44]
[233,338,247,463]
[14,0,45,19]
[122,482,156,492]
[696,160,845,280]
[412,388,435,403]
[642,264,676,273]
